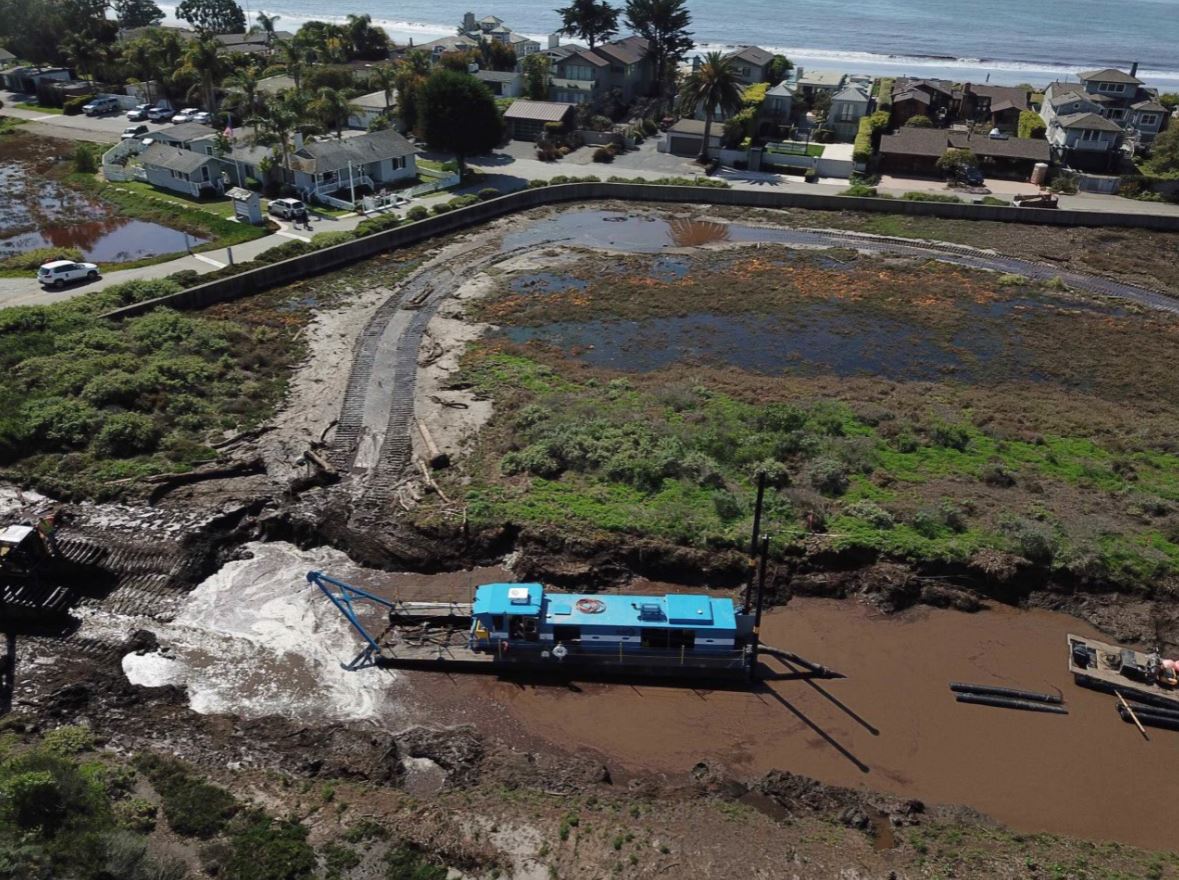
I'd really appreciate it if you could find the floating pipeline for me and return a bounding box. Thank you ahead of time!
[954,692,1069,714]
[1118,705,1179,731]
[949,682,1063,704]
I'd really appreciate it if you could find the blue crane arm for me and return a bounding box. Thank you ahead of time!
[307,569,398,670]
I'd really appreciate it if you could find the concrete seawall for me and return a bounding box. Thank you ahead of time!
[102,183,1179,320]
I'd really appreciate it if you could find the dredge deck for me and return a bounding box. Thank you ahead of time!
[1068,634,1179,710]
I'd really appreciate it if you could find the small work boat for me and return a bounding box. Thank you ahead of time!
[1067,634,1179,709]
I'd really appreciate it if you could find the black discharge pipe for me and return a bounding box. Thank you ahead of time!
[949,682,1063,704]
[955,693,1069,714]
[1124,700,1179,721]
[1119,705,1179,731]
[748,534,770,681]
[743,472,767,614]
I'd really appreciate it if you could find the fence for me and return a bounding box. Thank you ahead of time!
[101,140,145,183]
[402,168,461,199]
[101,181,1179,321]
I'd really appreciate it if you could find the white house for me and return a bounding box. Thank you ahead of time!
[288,129,417,202]
[475,68,523,98]
[827,84,870,141]
[1046,111,1124,171]
[139,143,223,197]
[347,90,396,129]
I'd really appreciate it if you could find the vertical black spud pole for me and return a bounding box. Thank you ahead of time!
[742,472,767,614]
[749,534,770,681]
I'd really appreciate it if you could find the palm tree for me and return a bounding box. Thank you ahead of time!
[255,11,280,47]
[63,34,103,82]
[222,67,260,123]
[178,36,229,113]
[279,40,310,92]
[369,64,397,111]
[677,51,743,163]
[311,87,358,140]
[345,14,371,58]
[254,96,300,179]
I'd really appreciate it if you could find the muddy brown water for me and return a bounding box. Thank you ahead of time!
[419,595,1177,851]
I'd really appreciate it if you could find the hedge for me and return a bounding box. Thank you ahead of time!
[1018,110,1046,140]
[853,111,891,164]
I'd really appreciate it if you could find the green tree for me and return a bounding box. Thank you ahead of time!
[177,35,229,112]
[936,147,978,173]
[394,50,430,136]
[524,52,551,100]
[279,40,310,91]
[369,64,397,111]
[556,0,619,49]
[311,86,357,139]
[222,66,260,122]
[175,0,245,35]
[1018,109,1046,139]
[254,10,280,46]
[418,69,502,174]
[344,13,388,60]
[113,0,164,27]
[624,0,693,101]
[677,50,743,162]
[254,93,302,177]
[767,53,793,85]
[1146,122,1179,175]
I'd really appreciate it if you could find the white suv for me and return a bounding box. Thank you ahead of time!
[268,198,307,219]
[38,260,100,288]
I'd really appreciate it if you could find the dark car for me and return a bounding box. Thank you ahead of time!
[955,165,985,186]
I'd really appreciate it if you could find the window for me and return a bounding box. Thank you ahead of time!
[1097,82,1126,93]
[1080,128,1103,142]
[1139,113,1160,127]
[1108,108,1125,120]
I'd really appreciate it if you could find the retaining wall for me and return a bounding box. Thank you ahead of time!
[102,182,1179,320]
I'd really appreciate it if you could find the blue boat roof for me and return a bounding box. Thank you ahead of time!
[472,584,737,631]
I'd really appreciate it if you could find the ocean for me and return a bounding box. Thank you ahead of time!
[166,0,1179,90]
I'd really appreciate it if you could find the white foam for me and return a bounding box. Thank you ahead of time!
[111,542,400,722]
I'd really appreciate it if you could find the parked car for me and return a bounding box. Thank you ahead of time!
[127,103,151,121]
[121,124,149,140]
[192,111,212,125]
[82,96,119,116]
[147,105,173,122]
[170,108,199,123]
[952,165,985,187]
[37,260,100,288]
[268,198,308,220]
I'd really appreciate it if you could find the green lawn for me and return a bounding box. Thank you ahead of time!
[113,179,241,218]
[14,102,62,114]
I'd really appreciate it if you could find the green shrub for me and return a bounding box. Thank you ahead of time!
[406,205,429,221]
[254,240,314,264]
[135,754,237,839]
[806,458,849,496]
[592,147,614,163]
[844,500,894,528]
[841,184,878,197]
[978,196,1010,206]
[310,230,356,248]
[166,269,202,287]
[929,422,971,451]
[40,726,96,756]
[385,845,448,880]
[1018,110,1046,139]
[1004,518,1056,564]
[901,191,963,203]
[477,187,501,200]
[853,111,891,163]
[22,397,102,449]
[354,213,403,236]
[527,178,549,188]
[63,96,90,115]
[92,413,160,458]
[0,245,85,271]
[114,798,159,833]
[73,143,99,174]
[905,114,933,127]
[226,812,315,880]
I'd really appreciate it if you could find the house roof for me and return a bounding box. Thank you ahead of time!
[0,48,15,63]
[352,89,393,110]
[1078,67,1143,85]
[796,69,845,88]
[1055,111,1124,132]
[417,34,479,53]
[565,48,609,68]
[141,142,217,174]
[667,118,721,138]
[832,84,869,103]
[1132,99,1167,112]
[154,122,217,142]
[475,69,520,82]
[503,99,575,122]
[256,74,297,95]
[893,89,931,106]
[766,81,795,98]
[879,127,1050,162]
[291,129,416,174]
[728,45,773,67]
[594,37,647,66]
[508,32,537,45]
[215,31,293,46]
[967,84,1029,110]
[895,77,954,97]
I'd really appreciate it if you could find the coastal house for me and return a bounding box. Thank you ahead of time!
[139,143,223,197]
[148,122,217,151]
[1045,112,1124,171]
[890,78,955,126]
[959,83,1030,132]
[255,74,298,97]
[475,68,524,98]
[663,117,723,157]
[288,129,417,201]
[503,99,575,140]
[550,45,608,105]
[409,34,481,63]
[763,81,795,123]
[1,66,69,95]
[1042,66,1169,149]
[214,31,294,55]
[878,127,1050,177]
[458,12,541,57]
[723,46,775,86]
[793,68,846,100]
[828,84,871,140]
[347,90,396,129]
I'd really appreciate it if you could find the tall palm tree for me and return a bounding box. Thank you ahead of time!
[345,14,372,58]
[178,36,229,113]
[63,34,103,82]
[255,11,280,47]
[222,67,260,123]
[369,64,397,111]
[279,40,309,92]
[311,86,358,139]
[677,51,743,163]
[254,95,301,179]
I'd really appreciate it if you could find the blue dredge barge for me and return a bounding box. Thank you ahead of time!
[309,479,832,683]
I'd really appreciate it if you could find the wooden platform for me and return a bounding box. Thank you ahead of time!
[1068,634,1179,709]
